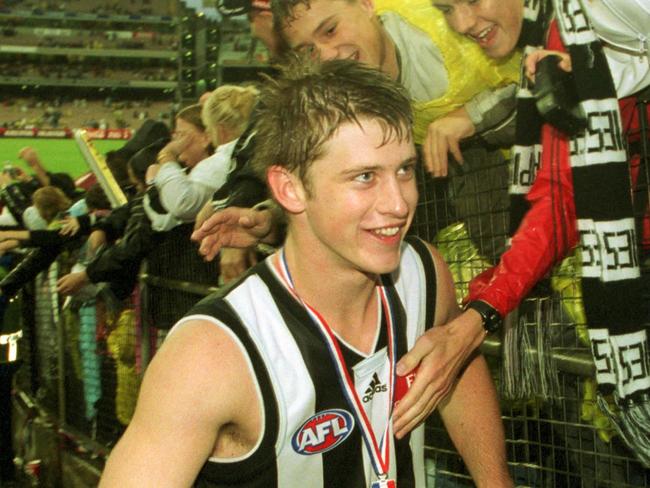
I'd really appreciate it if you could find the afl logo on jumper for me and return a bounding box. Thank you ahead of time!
[291,409,355,455]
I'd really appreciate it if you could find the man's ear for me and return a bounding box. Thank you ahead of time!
[266,165,306,214]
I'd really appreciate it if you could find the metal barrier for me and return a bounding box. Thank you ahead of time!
[14,247,649,486]
[413,143,650,487]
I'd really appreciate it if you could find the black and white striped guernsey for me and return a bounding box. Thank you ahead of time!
[174,236,437,488]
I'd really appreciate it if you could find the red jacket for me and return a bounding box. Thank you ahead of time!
[467,22,650,317]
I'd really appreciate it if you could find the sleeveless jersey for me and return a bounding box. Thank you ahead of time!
[172,237,438,488]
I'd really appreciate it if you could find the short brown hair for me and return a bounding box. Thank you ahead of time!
[32,185,71,223]
[271,0,355,37]
[176,104,206,132]
[252,56,412,185]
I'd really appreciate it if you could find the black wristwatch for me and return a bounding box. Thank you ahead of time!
[466,300,502,334]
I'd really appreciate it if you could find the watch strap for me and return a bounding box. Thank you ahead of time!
[466,300,502,334]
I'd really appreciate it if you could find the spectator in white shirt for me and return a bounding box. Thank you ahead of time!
[146,86,259,225]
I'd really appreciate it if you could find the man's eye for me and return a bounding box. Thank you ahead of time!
[355,172,374,183]
[398,164,416,178]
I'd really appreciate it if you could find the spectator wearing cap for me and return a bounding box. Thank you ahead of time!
[104,120,171,195]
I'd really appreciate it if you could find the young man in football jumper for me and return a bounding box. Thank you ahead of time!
[100,58,512,488]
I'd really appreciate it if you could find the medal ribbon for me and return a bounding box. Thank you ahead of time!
[276,250,397,480]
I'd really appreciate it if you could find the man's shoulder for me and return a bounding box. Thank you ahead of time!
[133,315,258,458]
[379,10,430,47]
[401,236,437,271]
[148,317,245,396]
[184,260,275,332]
[394,237,451,297]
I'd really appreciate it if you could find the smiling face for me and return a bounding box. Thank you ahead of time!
[285,119,418,277]
[279,0,397,78]
[433,0,524,59]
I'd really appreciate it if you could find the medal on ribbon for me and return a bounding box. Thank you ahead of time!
[277,250,398,487]
[371,477,397,488]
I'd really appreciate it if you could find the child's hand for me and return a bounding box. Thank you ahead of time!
[525,49,572,83]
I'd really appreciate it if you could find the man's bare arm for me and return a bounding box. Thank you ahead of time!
[18,147,50,186]
[439,353,511,486]
[393,243,510,484]
[100,320,259,487]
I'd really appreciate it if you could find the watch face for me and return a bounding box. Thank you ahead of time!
[485,314,500,333]
[469,301,501,333]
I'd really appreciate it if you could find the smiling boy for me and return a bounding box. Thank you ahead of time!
[397,0,650,468]
[272,0,520,172]
[405,0,650,372]
[99,58,511,487]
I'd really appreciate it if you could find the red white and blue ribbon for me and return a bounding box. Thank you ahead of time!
[276,250,397,481]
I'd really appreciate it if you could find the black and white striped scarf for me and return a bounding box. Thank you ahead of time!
[510,0,650,465]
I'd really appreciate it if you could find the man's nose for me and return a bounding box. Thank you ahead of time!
[314,42,340,60]
[378,177,410,218]
[451,5,478,36]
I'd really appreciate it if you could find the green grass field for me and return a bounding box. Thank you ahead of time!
[0,138,126,178]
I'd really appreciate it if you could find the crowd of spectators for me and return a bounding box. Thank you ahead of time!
[0,59,177,82]
[1,60,176,84]
[0,97,177,130]
[1,26,178,51]
[0,0,181,130]
[0,83,266,482]
[1,0,176,17]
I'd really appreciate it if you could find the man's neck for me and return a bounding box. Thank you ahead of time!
[282,233,380,354]
[379,23,400,81]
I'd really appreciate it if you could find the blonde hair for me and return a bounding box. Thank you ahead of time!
[32,186,71,223]
[201,85,259,139]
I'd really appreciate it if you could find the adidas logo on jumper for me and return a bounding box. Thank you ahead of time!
[363,373,387,403]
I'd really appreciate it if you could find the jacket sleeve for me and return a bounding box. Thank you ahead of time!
[155,152,230,221]
[22,217,92,247]
[464,84,518,147]
[0,247,61,298]
[467,123,579,316]
[466,19,582,316]
[23,230,75,247]
[85,214,158,284]
[155,162,212,221]
[93,203,131,242]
